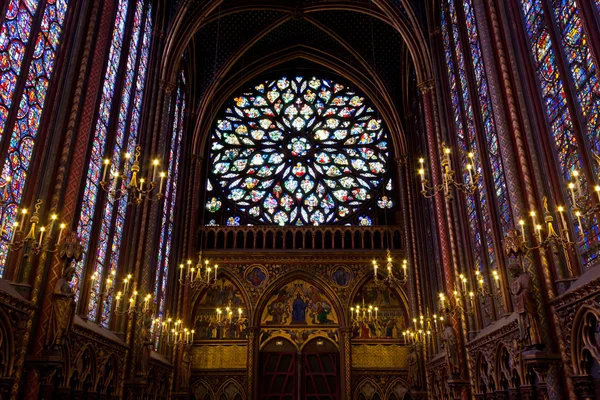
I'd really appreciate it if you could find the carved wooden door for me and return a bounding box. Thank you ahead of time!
[259,351,297,400]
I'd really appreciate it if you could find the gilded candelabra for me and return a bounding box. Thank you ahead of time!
[178,253,218,290]
[418,145,480,198]
[372,249,408,286]
[99,146,166,205]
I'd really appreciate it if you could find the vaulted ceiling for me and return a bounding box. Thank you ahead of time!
[161,0,434,155]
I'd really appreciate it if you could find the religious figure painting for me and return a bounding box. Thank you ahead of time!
[352,279,401,308]
[261,280,338,326]
[245,265,268,288]
[331,265,352,287]
[198,277,244,307]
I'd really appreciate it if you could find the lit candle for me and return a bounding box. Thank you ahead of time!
[536,224,542,242]
[402,261,407,277]
[57,223,66,244]
[115,292,122,311]
[48,214,57,236]
[102,159,110,182]
[152,159,159,182]
[493,271,500,290]
[466,163,473,184]
[38,226,45,247]
[19,209,27,231]
[375,307,378,320]
[191,329,195,342]
[190,267,195,282]
[187,260,192,279]
[595,186,600,203]
[111,172,120,194]
[557,206,570,241]
[518,220,525,239]
[129,297,135,311]
[159,172,166,195]
[10,222,18,244]
[144,294,150,312]
[445,148,452,170]
[179,264,184,280]
[439,293,445,309]
[238,308,242,319]
[573,170,583,197]
[575,211,584,239]
[139,178,144,201]
[568,183,577,204]
[215,264,218,280]
[207,267,211,283]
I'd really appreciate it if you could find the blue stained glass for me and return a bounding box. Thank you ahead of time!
[75,0,129,300]
[462,0,513,233]
[519,0,597,267]
[155,72,185,320]
[0,0,69,275]
[86,1,144,321]
[446,0,497,272]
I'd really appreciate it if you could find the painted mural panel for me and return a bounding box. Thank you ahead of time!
[261,280,338,326]
[351,280,406,340]
[194,277,248,340]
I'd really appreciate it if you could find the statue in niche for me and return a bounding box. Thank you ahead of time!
[137,309,154,376]
[407,344,419,387]
[292,293,308,323]
[509,263,543,348]
[180,343,192,389]
[47,265,76,349]
[441,319,459,377]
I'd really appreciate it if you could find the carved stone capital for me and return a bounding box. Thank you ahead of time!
[160,80,177,94]
[395,155,408,166]
[417,79,434,93]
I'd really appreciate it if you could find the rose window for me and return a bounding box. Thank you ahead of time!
[208,76,390,225]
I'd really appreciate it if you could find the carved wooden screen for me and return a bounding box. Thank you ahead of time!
[259,351,297,399]
[302,352,339,399]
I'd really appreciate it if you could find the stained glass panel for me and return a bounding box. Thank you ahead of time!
[447,0,497,271]
[0,0,40,141]
[209,76,390,226]
[518,0,597,267]
[0,0,69,274]
[75,0,129,298]
[462,0,513,233]
[155,72,185,321]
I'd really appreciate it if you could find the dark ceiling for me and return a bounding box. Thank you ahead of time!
[179,0,427,114]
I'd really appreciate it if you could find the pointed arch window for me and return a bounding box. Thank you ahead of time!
[517,0,600,268]
[75,0,153,325]
[0,0,71,274]
[154,71,186,321]
[441,0,515,285]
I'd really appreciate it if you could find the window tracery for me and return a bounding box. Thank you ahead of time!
[207,76,391,226]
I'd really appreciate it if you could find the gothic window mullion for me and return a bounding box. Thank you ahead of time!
[571,0,600,73]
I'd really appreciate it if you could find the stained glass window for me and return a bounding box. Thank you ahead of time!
[518,0,598,267]
[0,0,70,274]
[76,2,153,323]
[208,76,390,226]
[154,72,185,322]
[442,0,497,274]
[462,0,513,233]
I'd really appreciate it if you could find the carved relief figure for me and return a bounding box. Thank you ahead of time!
[180,344,192,389]
[509,264,543,348]
[408,345,419,387]
[47,265,76,349]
